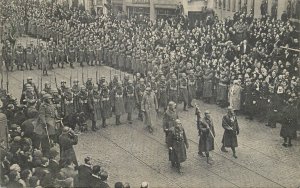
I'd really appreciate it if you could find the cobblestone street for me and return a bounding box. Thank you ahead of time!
[4,46,300,187]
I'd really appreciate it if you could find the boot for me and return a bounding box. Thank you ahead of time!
[287,138,292,147]
[102,119,107,128]
[92,121,97,131]
[127,113,132,124]
[70,63,74,69]
[177,163,183,174]
[221,146,228,152]
[183,104,188,111]
[233,153,238,158]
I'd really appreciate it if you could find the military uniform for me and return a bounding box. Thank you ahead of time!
[25,44,36,70]
[169,120,188,173]
[124,81,135,123]
[163,105,178,147]
[114,83,125,125]
[15,44,24,71]
[100,85,112,127]
[135,80,146,121]
[56,41,65,68]
[188,72,196,107]
[179,74,189,111]
[168,75,178,103]
[158,77,168,111]
[67,42,76,68]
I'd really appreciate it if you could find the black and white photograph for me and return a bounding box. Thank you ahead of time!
[0,0,299,187]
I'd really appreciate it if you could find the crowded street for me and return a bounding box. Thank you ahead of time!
[2,51,300,187]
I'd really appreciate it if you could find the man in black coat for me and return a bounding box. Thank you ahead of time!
[280,99,298,147]
[77,157,93,187]
[88,165,102,188]
[221,107,239,158]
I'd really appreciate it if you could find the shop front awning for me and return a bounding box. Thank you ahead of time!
[154,4,177,9]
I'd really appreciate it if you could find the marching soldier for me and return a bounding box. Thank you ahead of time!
[158,76,168,112]
[100,82,112,127]
[95,40,103,65]
[163,101,178,147]
[179,73,188,111]
[114,81,125,125]
[15,42,24,71]
[221,107,239,158]
[169,119,188,174]
[168,74,178,103]
[124,79,135,124]
[20,85,38,104]
[197,110,215,164]
[63,86,74,117]
[135,78,146,121]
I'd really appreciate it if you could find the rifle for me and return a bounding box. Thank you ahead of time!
[54,72,58,89]
[70,71,72,88]
[96,70,98,85]
[6,70,8,93]
[81,66,84,85]
[119,69,121,81]
[110,69,111,83]
[22,70,25,91]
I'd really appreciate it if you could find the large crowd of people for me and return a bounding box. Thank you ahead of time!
[0,0,299,186]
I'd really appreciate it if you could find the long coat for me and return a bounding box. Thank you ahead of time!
[59,133,78,166]
[163,109,178,147]
[169,125,188,163]
[114,92,125,116]
[280,104,297,139]
[229,84,242,110]
[203,70,214,98]
[141,92,158,128]
[36,103,57,136]
[198,117,215,152]
[222,114,239,147]
[124,85,135,113]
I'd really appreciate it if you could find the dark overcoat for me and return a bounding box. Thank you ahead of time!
[222,114,239,147]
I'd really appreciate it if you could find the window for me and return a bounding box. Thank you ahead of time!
[215,0,218,8]
[223,0,226,9]
[238,0,241,10]
[219,0,222,9]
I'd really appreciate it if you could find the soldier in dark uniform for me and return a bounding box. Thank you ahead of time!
[135,78,146,121]
[242,78,256,120]
[48,42,55,70]
[3,42,14,71]
[168,74,178,104]
[43,82,52,94]
[78,85,88,130]
[15,43,24,71]
[25,42,35,70]
[78,41,86,67]
[58,126,78,167]
[280,99,298,147]
[179,73,188,111]
[72,79,81,113]
[36,94,58,157]
[67,41,75,68]
[169,119,189,174]
[100,82,112,127]
[87,86,101,131]
[188,70,196,108]
[221,107,239,158]
[197,110,215,164]
[124,79,135,124]
[56,40,65,68]
[163,101,178,147]
[158,76,168,112]
[114,82,125,125]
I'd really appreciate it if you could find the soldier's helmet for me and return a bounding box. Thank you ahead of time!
[102,82,108,87]
[171,74,177,79]
[73,79,79,84]
[43,94,53,100]
[128,80,133,84]
[181,73,187,78]
[80,85,86,90]
[139,78,145,83]
[175,119,181,125]
[161,76,166,80]
[168,101,176,107]
[61,80,66,84]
